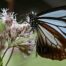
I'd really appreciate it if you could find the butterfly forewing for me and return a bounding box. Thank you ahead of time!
[39,10,66,18]
[36,6,66,48]
[38,18,66,27]
[37,6,66,18]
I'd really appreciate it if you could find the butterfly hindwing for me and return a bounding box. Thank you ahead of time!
[36,24,66,60]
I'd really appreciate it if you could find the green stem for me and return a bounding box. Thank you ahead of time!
[5,47,14,66]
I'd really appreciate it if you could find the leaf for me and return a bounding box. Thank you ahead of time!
[0,57,3,66]
[0,20,6,32]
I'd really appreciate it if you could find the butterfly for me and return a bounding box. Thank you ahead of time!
[29,6,66,61]
[1,6,66,66]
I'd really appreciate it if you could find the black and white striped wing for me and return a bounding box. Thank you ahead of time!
[36,6,66,60]
[37,6,66,18]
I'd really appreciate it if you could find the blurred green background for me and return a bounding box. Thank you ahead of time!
[3,50,66,66]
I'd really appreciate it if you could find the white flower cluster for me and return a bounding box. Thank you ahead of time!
[0,8,37,57]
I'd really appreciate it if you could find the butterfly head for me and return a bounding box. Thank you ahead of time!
[27,11,38,29]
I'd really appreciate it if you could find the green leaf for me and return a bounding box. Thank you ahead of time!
[0,57,3,66]
[0,20,6,32]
